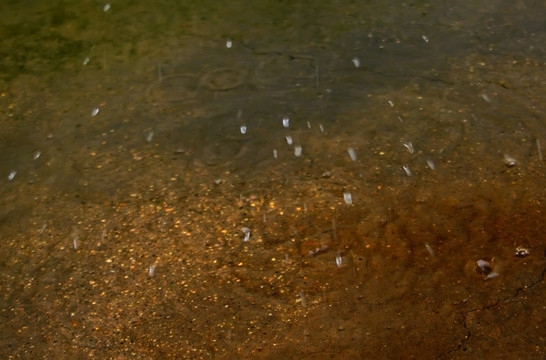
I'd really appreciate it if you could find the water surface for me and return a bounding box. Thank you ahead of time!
[0,0,545,358]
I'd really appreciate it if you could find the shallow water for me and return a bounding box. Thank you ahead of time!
[1,0,545,359]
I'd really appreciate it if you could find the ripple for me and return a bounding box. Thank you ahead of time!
[198,67,247,91]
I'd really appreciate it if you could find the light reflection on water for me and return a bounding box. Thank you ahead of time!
[0,0,545,358]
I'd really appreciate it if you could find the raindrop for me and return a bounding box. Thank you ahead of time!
[294,145,302,157]
[352,57,361,68]
[347,148,357,161]
[343,192,353,205]
[486,272,499,280]
[148,264,156,277]
[503,154,516,167]
[286,135,293,145]
[424,243,435,256]
[426,159,435,170]
[298,291,307,307]
[476,259,492,274]
[242,227,251,242]
[146,131,154,143]
[514,247,529,258]
[335,253,343,268]
[402,141,414,154]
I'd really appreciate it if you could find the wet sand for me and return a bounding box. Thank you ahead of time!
[0,0,545,358]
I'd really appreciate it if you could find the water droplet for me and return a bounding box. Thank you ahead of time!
[146,131,154,143]
[335,253,343,268]
[402,141,414,154]
[426,159,435,170]
[476,259,492,274]
[347,148,357,161]
[242,227,251,242]
[286,135,293,145]
[294,145,302,157]
[148,264,156,277]
[486,272,499,280]
[424,243,434,256]
[352,57,361,68]
[343,192,352,205]
[298,291,307,307]
[503,154,516,167]
[514,247,529,258]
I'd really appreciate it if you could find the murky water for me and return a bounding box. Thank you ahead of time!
[1,1,545,358]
